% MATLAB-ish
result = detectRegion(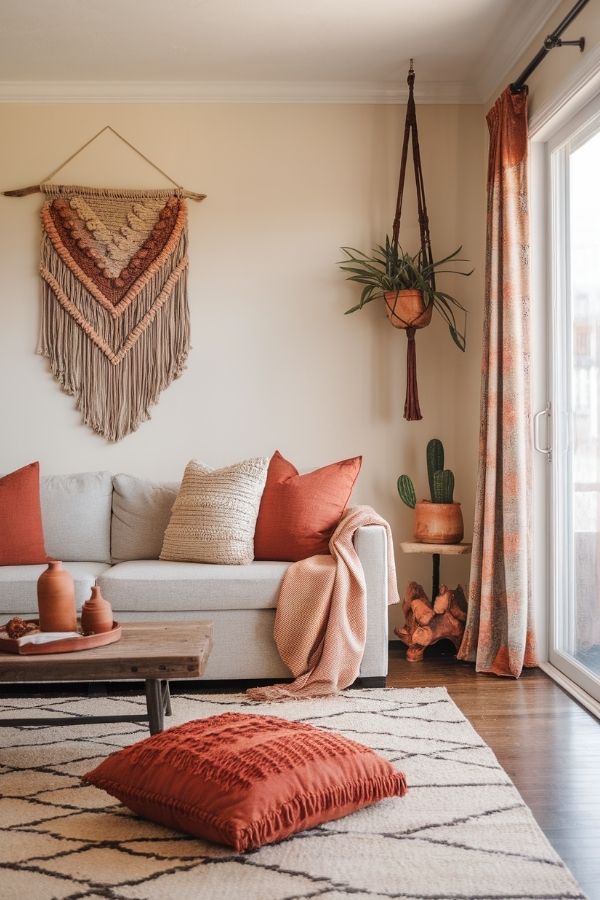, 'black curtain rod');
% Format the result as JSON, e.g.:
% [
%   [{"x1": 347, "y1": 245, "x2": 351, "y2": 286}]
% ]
[{"x1": 510, "y1": 0, "x2": 589, "y2": 94}]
